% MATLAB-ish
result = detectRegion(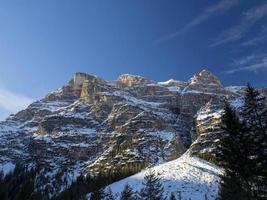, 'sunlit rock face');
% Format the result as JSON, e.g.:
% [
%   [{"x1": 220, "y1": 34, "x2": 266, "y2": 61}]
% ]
[
  {"x1": 0, "y1": 69, "x2": 265, "y2": 197},
  {"x1": 185, "y1": 70, "x2": 224, "y2": 93},
  {"x1": 116, "y1": 74, "x2": 155, "y2": 87},
  {"x1": 189, "y1": 100, "x2": 225, "y2": 157}
]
